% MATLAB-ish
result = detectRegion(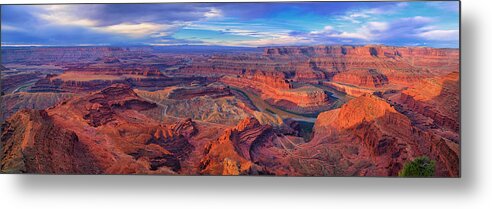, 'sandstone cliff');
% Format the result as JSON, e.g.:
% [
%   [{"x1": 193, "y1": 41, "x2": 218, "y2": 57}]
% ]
[
  {"x1": 309, "y1": 94, "x2": 459, "y2": 176},
  {"x1": 1, "y1": 110, "x2": 101, "y2": 173}
]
